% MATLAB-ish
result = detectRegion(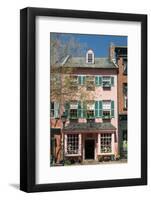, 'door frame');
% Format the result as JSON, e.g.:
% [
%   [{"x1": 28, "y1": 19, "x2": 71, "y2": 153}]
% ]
[{"x1": 83, "y1": 137, "x2": 96, "y2": 160}]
